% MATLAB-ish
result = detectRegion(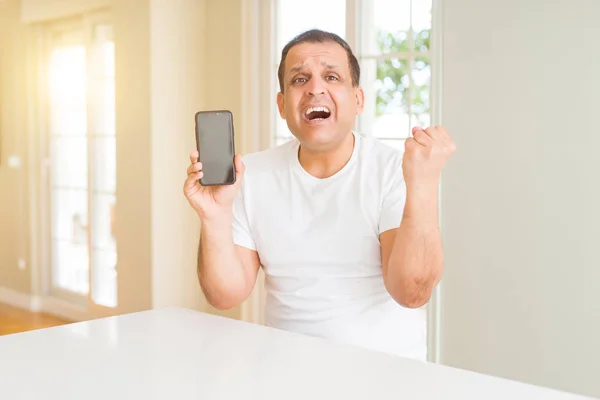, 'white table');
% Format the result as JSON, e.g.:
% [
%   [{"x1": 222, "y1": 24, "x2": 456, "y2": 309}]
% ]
[{"x1": 0, "y1": 307, "x2": 592, "y2": 399}]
